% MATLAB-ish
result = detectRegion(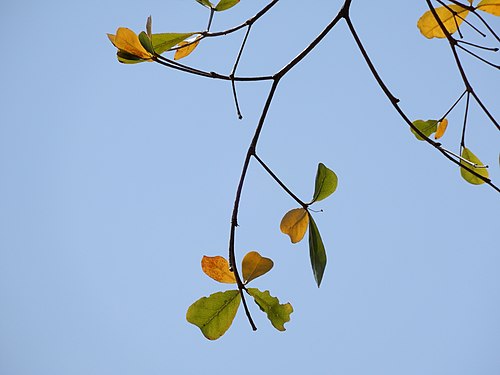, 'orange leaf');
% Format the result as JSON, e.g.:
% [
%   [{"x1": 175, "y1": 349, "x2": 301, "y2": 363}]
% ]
[
  {"x1": 201, "y1": 256, "x2": 236, "y2": 284},
  {"x1": 280, "y1": 208, "x2": 309, "y2": 244},
  {"x1": 113, "y1": 27, "x2": 152, "y2": 59},
  {"x1": 174, "y1": 39, "x2": 201, "y2": 60},
  {"x1": 435, "y1": 118, "x2": 449, "y2": 139}
]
